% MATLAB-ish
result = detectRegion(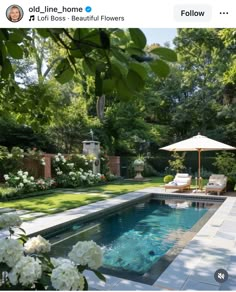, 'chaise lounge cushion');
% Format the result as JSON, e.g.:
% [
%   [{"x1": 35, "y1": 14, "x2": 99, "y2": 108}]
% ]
[
  {"x1": 165, "y1": 173, "x2": 192, "y2": 190},
  {"x1": 205, "y1": 174, "x2": 227, "y2": 195}
]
